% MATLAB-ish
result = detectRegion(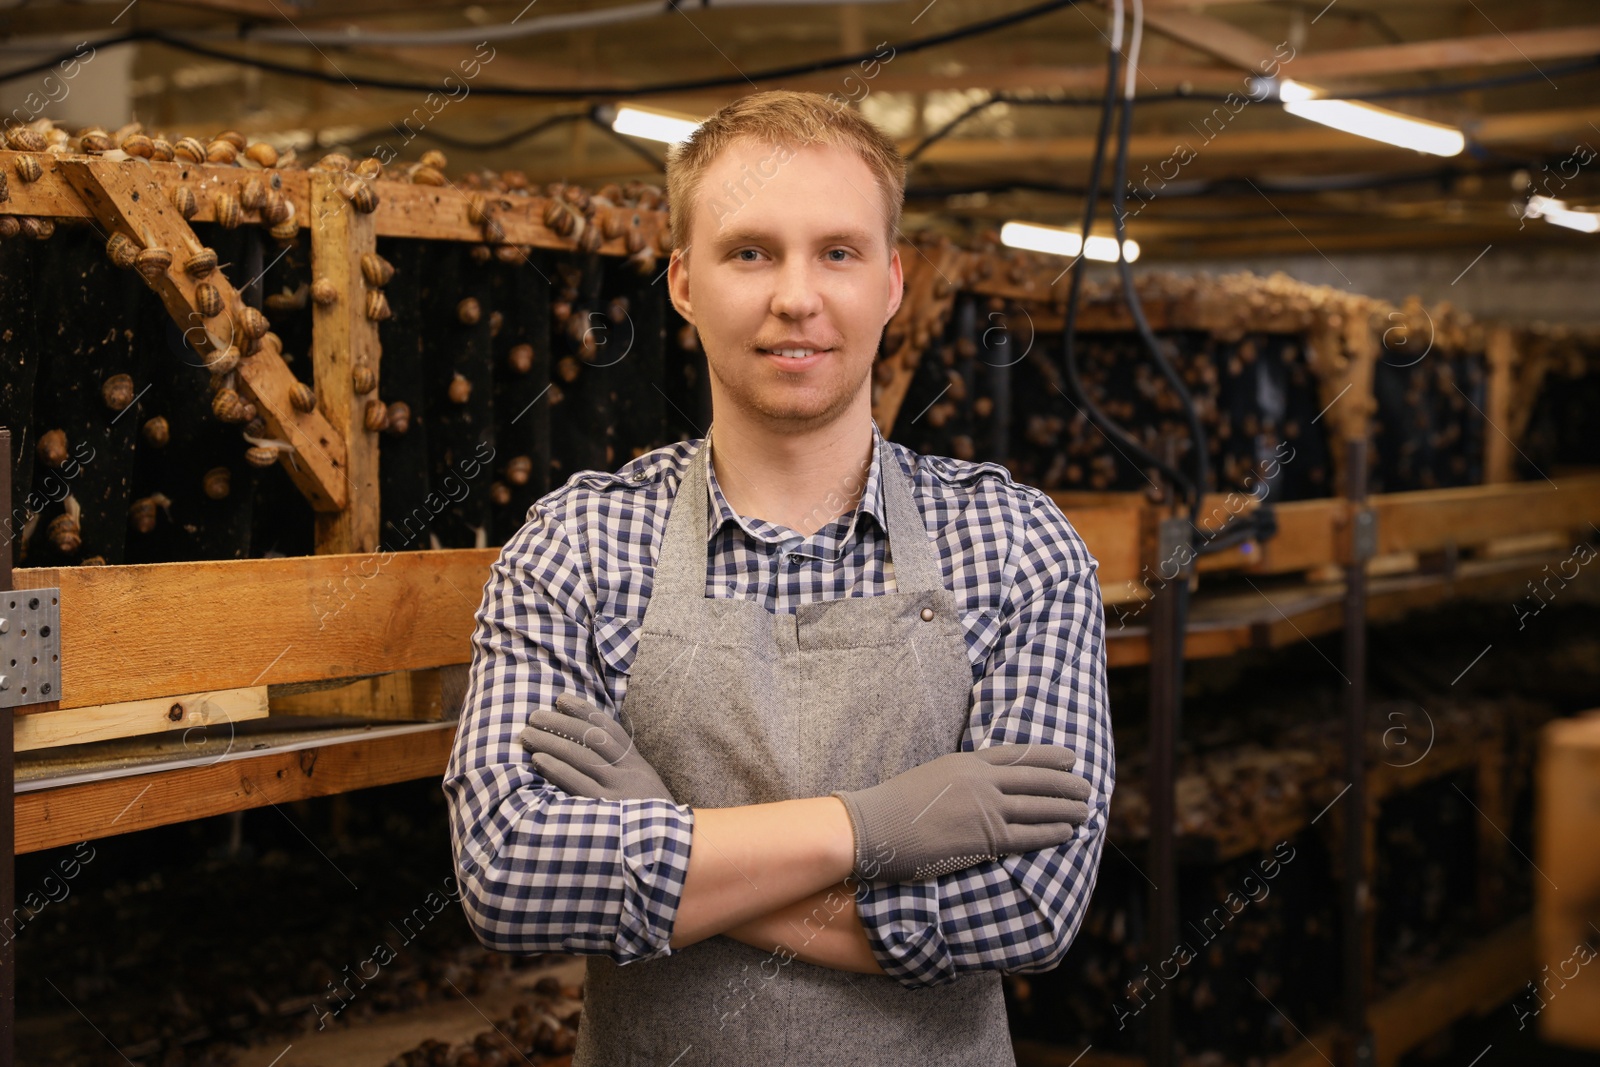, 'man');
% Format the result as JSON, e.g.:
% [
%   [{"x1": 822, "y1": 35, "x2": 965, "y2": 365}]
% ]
[{"x1": 444, "y1": 89, "x2": 1114, "y2": 1065}]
